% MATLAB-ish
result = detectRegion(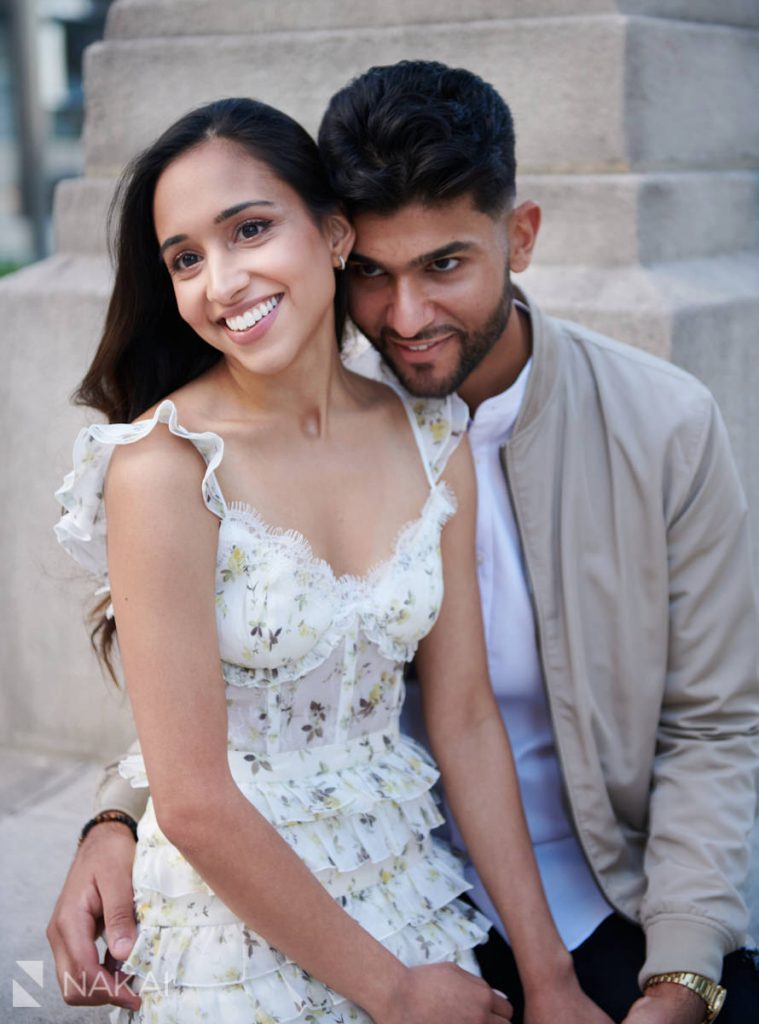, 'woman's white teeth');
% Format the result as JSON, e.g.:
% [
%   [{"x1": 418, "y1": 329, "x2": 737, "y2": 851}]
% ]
[{"x1": 225, "y1": 296, "x2": 279, "y2": 332}]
